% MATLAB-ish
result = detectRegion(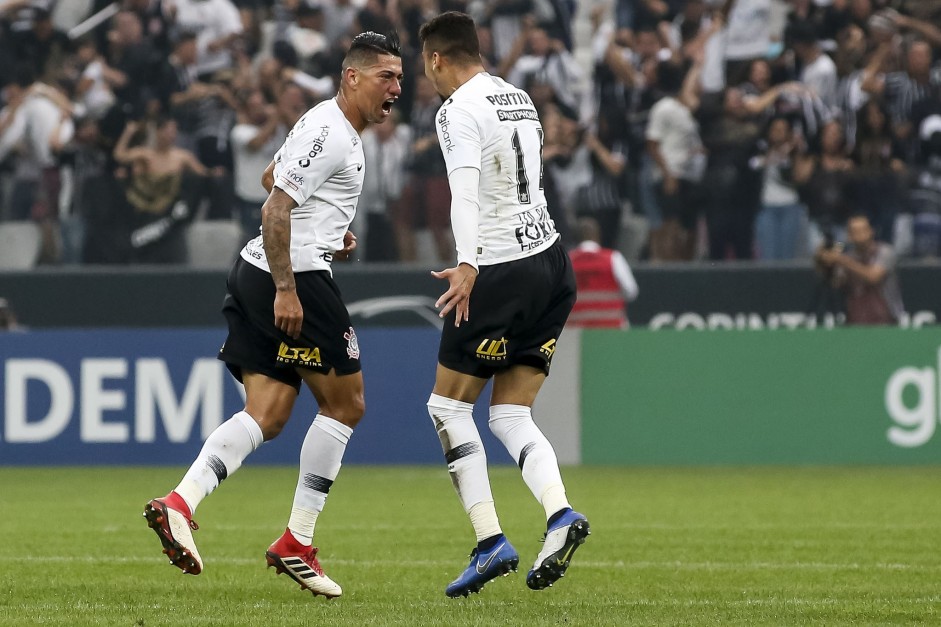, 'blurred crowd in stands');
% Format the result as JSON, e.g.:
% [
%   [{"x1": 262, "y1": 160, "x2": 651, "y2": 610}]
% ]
[{"x1": 0, "y1": 0, "x2": 940, "y2": 267}]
